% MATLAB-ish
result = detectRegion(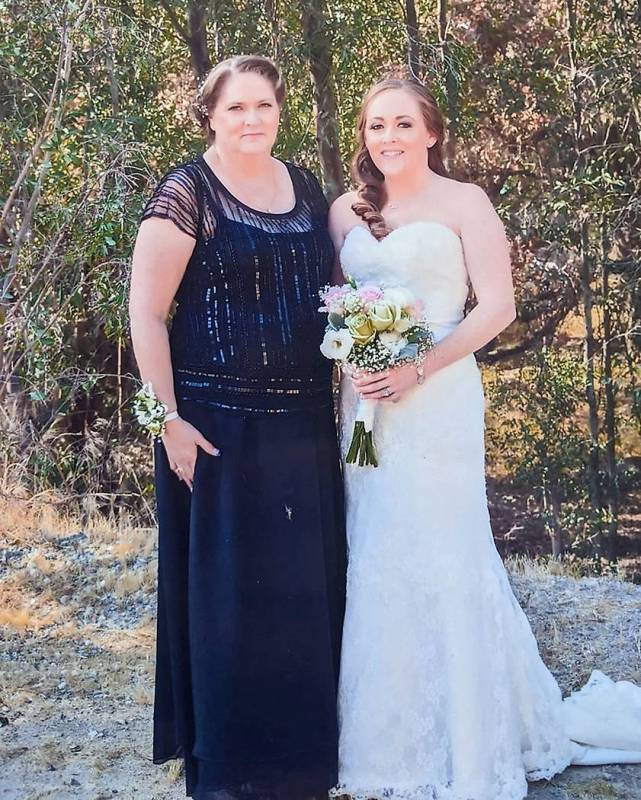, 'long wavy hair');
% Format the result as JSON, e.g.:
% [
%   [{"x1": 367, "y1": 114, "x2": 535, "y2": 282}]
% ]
[
  {"x1": 352, "y1": 77, "x2": 448, "y2": 240},
  {"x1": 191, "y1": 55, "x2": 286, "y2": 146}
]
